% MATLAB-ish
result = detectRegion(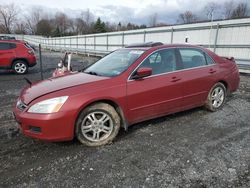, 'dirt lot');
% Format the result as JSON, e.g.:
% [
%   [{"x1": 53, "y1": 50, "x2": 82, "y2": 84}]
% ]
[{"x1": 0, "y1": 51, "x2": 250, "y2": 188}]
